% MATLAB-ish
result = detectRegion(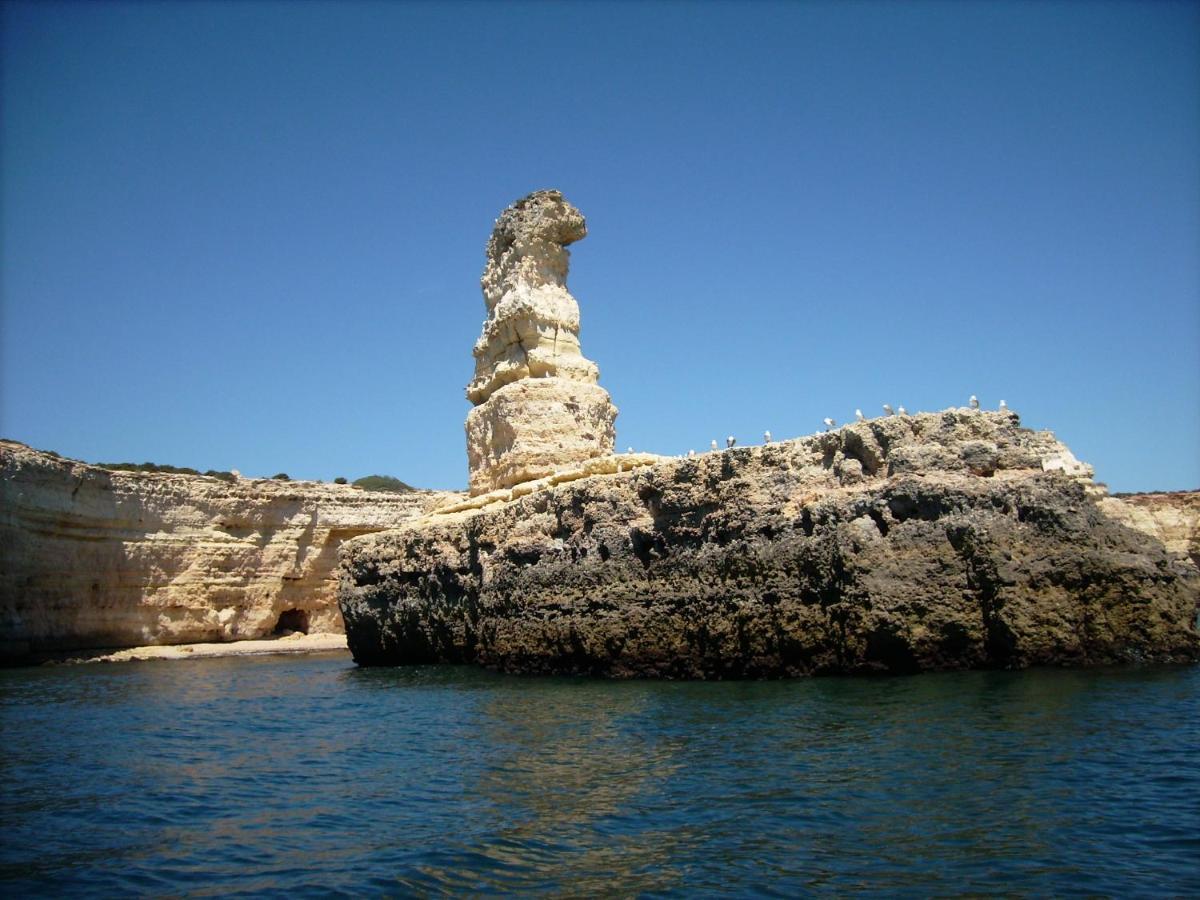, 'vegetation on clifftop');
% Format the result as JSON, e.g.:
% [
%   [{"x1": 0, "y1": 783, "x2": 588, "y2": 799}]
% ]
[
  {"x1": 352, "y1": 475, "x2": 414, "y2": 493},
  {"x1": 85, "y1": 456, "x2": 412, "y2": 490},
  {"x1": 95, "y1": 461, "x2": 239, "y2": 482}
]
